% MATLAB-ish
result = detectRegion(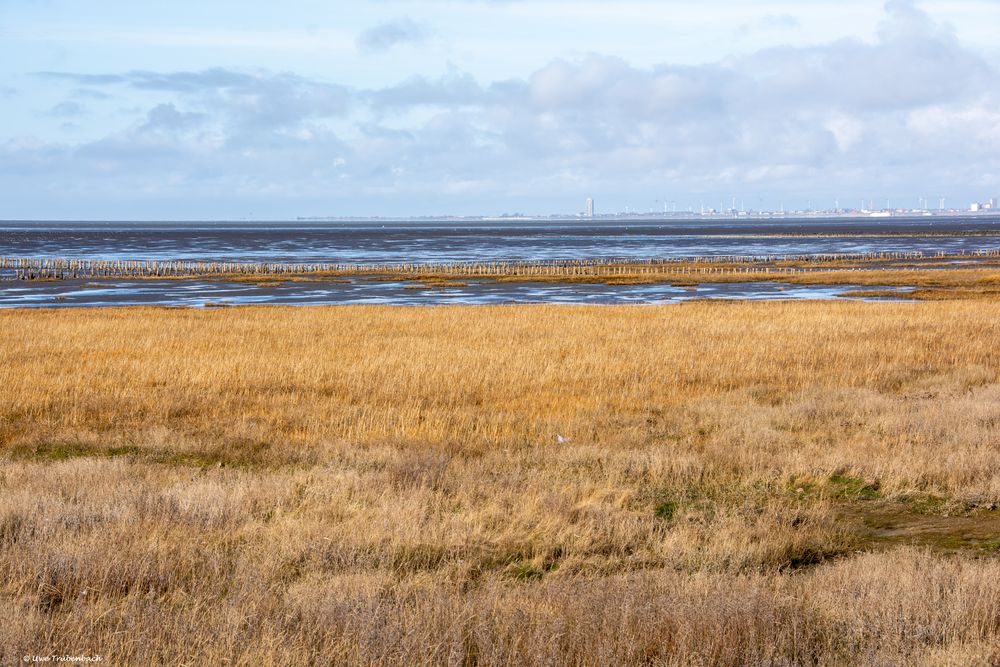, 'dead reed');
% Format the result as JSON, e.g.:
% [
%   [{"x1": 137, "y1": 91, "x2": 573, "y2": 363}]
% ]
[{"x1": 2, "y1": 302, "x2": 1000, "y2": 664}]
